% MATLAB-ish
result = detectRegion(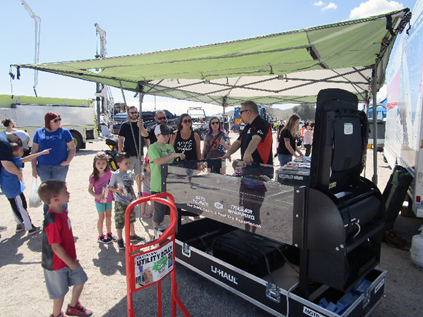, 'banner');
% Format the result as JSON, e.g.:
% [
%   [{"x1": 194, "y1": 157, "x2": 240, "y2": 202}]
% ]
[{"x1": 134, "y1": 240, "x2": 174, "y2": 289}]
